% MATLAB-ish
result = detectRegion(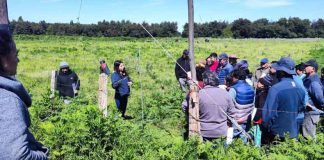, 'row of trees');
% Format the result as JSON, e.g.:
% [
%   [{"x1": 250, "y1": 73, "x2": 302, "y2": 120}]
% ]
[
  {"x1": 9, "y1": 16, "x2": 324, "y2": 38},
  {"x1": 10, "y1": 17, "x2": 179, "y2": 37}
]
